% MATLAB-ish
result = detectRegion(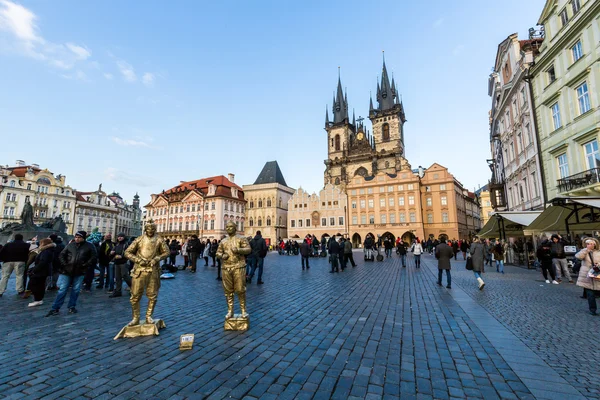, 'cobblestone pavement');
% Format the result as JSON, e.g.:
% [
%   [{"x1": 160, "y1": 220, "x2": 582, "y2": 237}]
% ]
[{"x1": 0, "y1": 250, "x2": 594, "y2": 399}]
